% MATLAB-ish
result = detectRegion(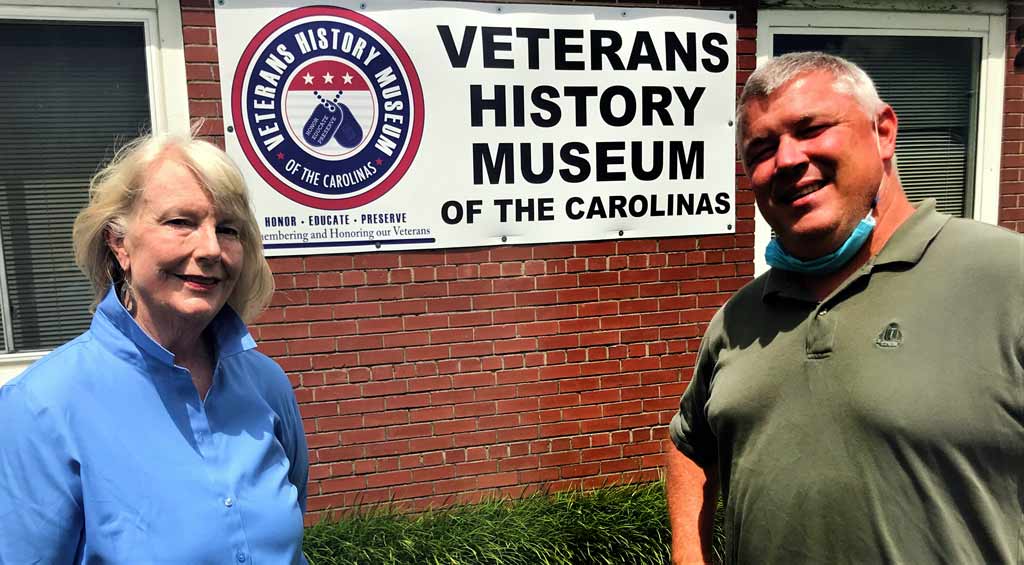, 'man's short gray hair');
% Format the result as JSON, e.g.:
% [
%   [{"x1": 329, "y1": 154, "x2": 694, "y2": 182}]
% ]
[{"x1": 736, "y1": 51, "x2": 886, "y2": 144}]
